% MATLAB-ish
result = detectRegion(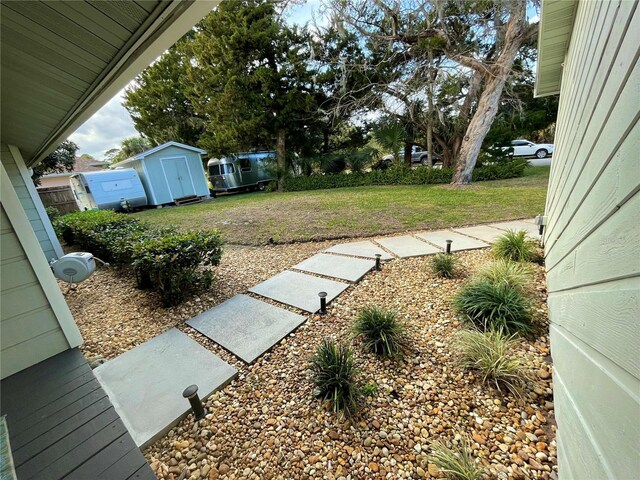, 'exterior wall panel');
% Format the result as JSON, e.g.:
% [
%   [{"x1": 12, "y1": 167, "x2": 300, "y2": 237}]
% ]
[
  {"x1": 0, "y1": 206, "x2": 70, "y2": 379},
  {"x1": 542, "y1": 0, "x2": 640, "y2": 478},
  {"x1": 0, "y1": 143, "x2": 62, "y2": 260}
]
